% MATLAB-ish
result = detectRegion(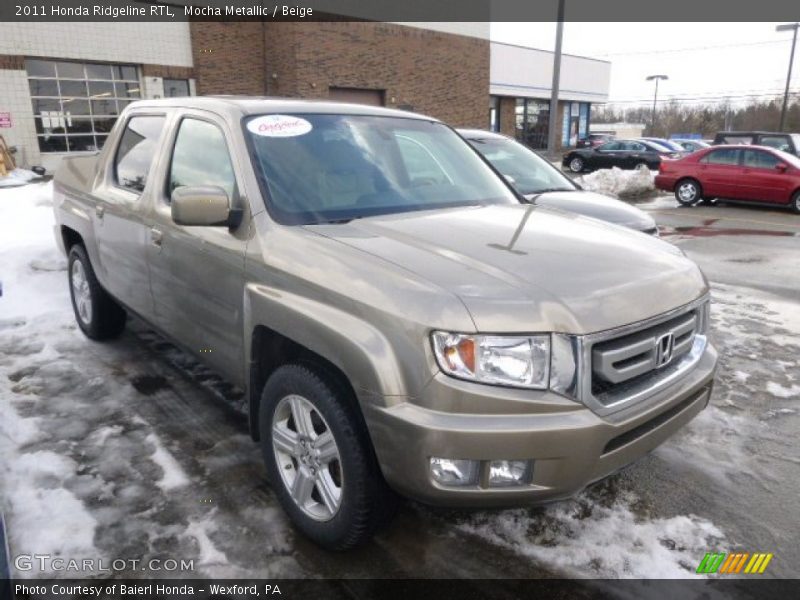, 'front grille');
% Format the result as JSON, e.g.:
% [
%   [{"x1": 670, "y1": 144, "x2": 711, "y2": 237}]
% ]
[{"x1": 587, "y1": 305, "x2": 701, "y2": 407}]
